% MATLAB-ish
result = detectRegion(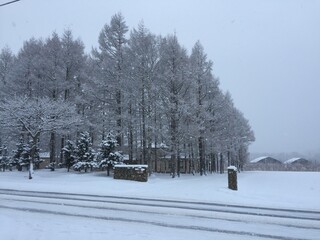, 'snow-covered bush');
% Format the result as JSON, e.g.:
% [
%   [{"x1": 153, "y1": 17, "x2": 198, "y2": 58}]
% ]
[{"x1": 72, "y1": 161, "x2": 98, "y2": 172}]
